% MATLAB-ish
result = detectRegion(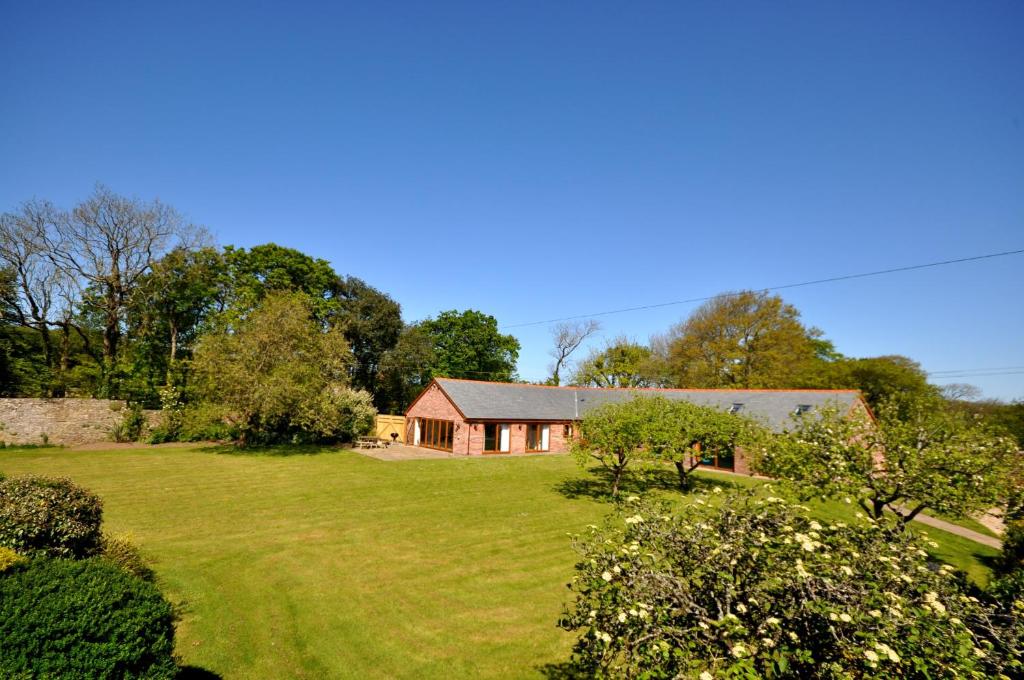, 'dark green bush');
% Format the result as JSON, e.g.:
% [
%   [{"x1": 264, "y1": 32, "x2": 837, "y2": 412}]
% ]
[
  {"x1": 0, "y1": 475, "x2": 103, "y2": 558},
  {"x1": 149, "y1": 402, "x2": 236, "y2": 443},
  {"x1": 0, "y1": 558, "x2": 176, "y2": 678},
  {"x1": 101, "y1": 533, "x2": 156, "y2": 582},
  {"x1": 112, "y1": 402, "x2": 147, "y2": 442}
]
